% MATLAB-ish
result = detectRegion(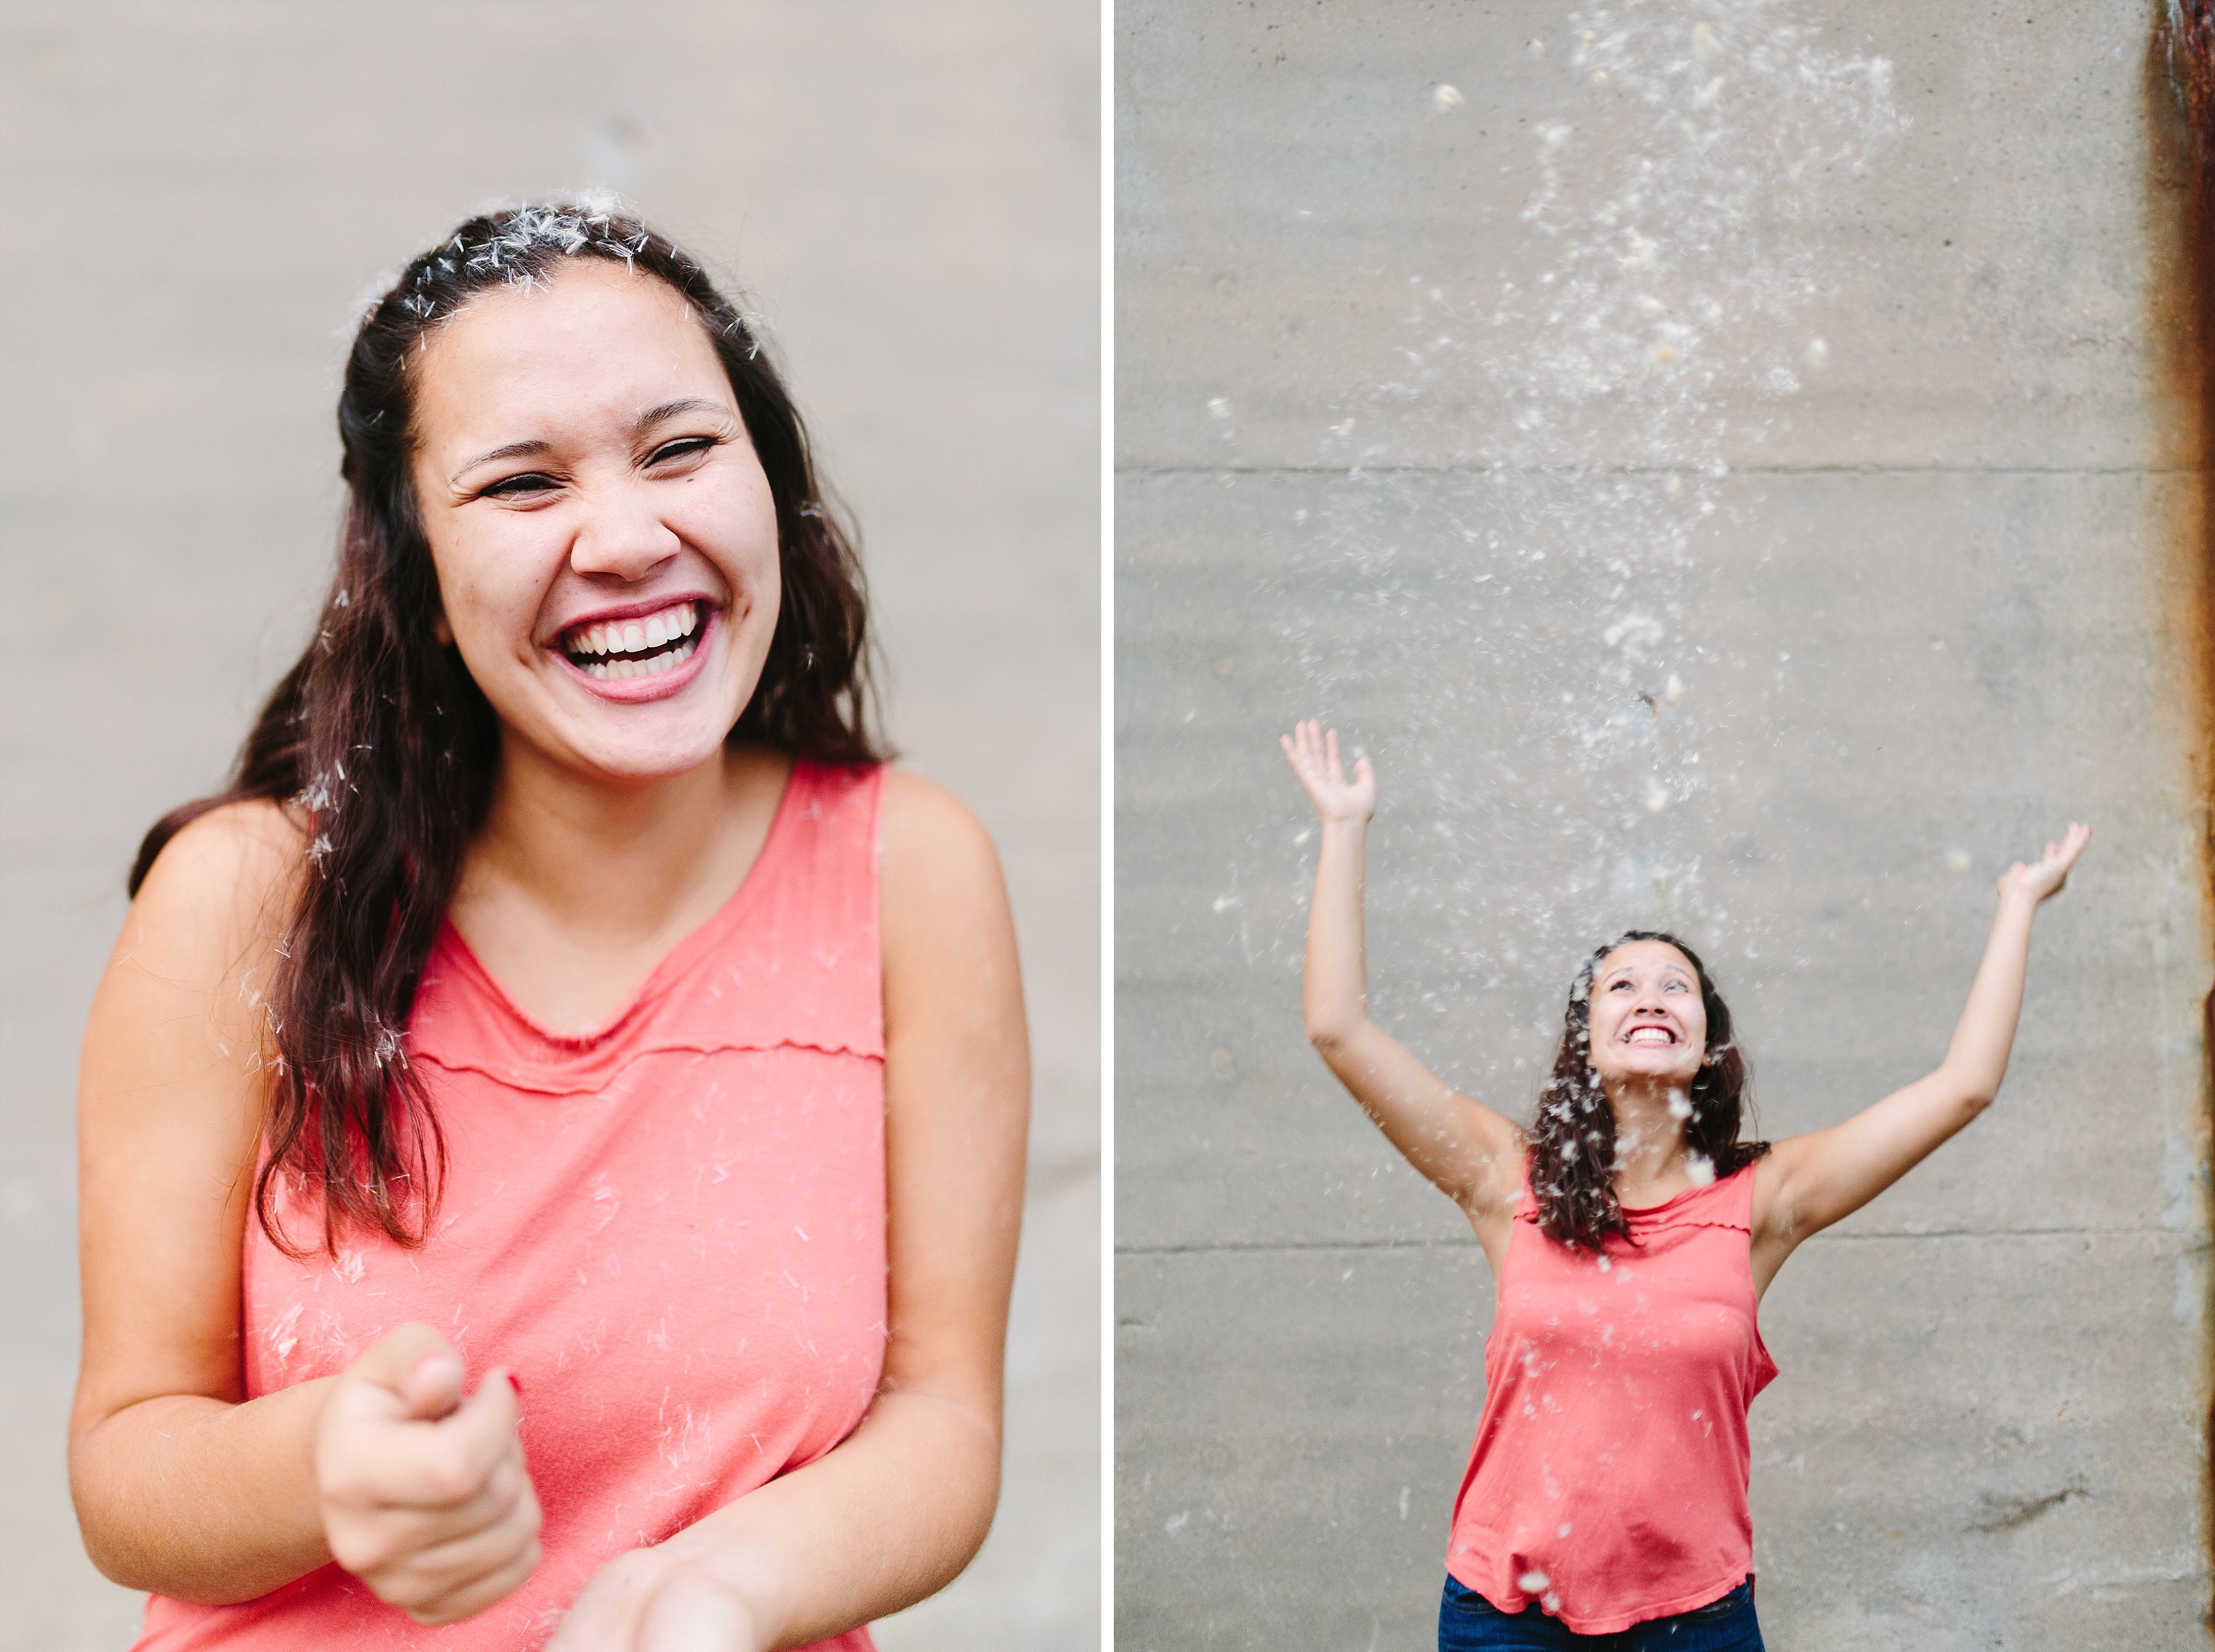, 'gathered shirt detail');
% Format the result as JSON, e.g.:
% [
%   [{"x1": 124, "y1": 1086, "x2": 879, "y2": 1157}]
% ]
[
  {"x1": 1445, "y1": 1161, "x2": 1777, "y2": 1636},
  {"x1": 136, "y1": 759, "x2": 888, "y2": 1651}
]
